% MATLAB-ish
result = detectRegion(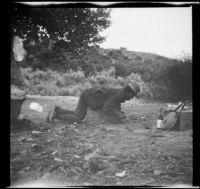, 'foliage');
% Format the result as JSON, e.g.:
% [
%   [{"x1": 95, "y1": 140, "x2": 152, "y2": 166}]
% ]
[
  {"x1": 163, "y1": 59, "x2": 192, "y2": 101},
  {"x1": 22, "y1": 47, "x2": 112, "y2": 76},
  {"x1": 78, "y1": 47, "x2": 112, "y2": 76},
  {"x1": 20, "y1": 67, "x2": 153, "y2": 99},
  {"x1": 11, "y1": 7, "x2": 111, "y2": 55},
  {"x1": 21, "y1": 67, "x2": 90, "y2": 96},
  {"x1": 88, "y1": 67, "x2": 119, "y2": 87},
  {"x1": 14, "y1": 46, "x2": 192, "y2": 101}
]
